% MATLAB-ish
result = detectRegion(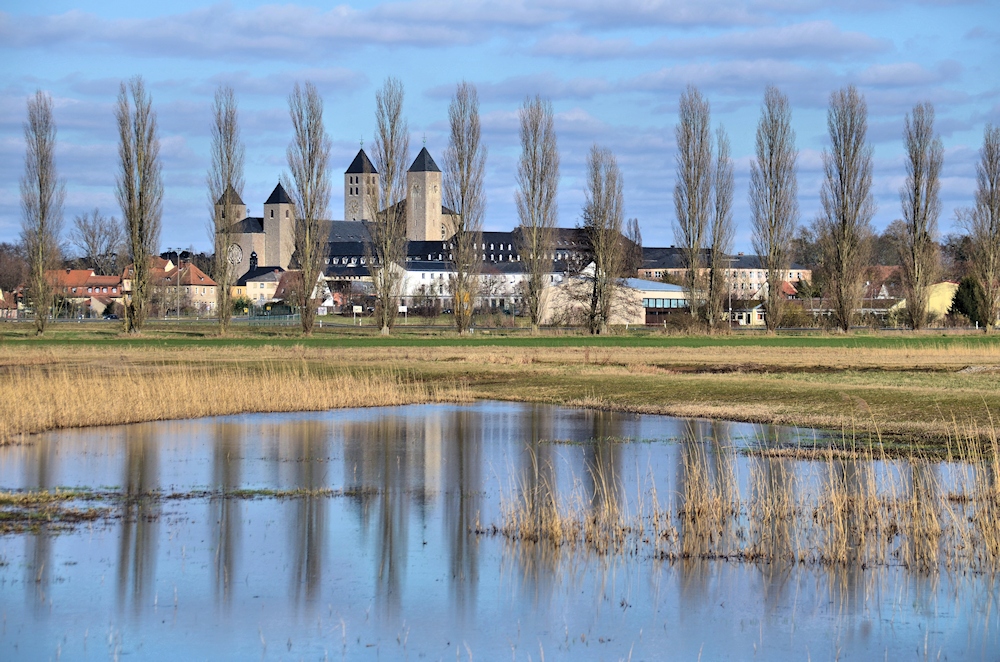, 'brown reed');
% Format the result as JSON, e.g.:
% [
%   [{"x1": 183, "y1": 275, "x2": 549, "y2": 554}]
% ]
[{"x1": 0, "y1": 361, "x2": 470, "y2": 443}]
